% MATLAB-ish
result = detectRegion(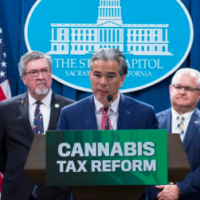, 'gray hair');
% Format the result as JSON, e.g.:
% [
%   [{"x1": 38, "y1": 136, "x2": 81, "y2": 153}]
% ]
[
  {"x1": 171, "y1": 68, "x2": 200, "y2": 88},
  {"x1": 89, "y1": 48, "x2": 127, "y2": 76},
  {"x1": 18, "y1": 51, "x2": 52, "y2": 75}
]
